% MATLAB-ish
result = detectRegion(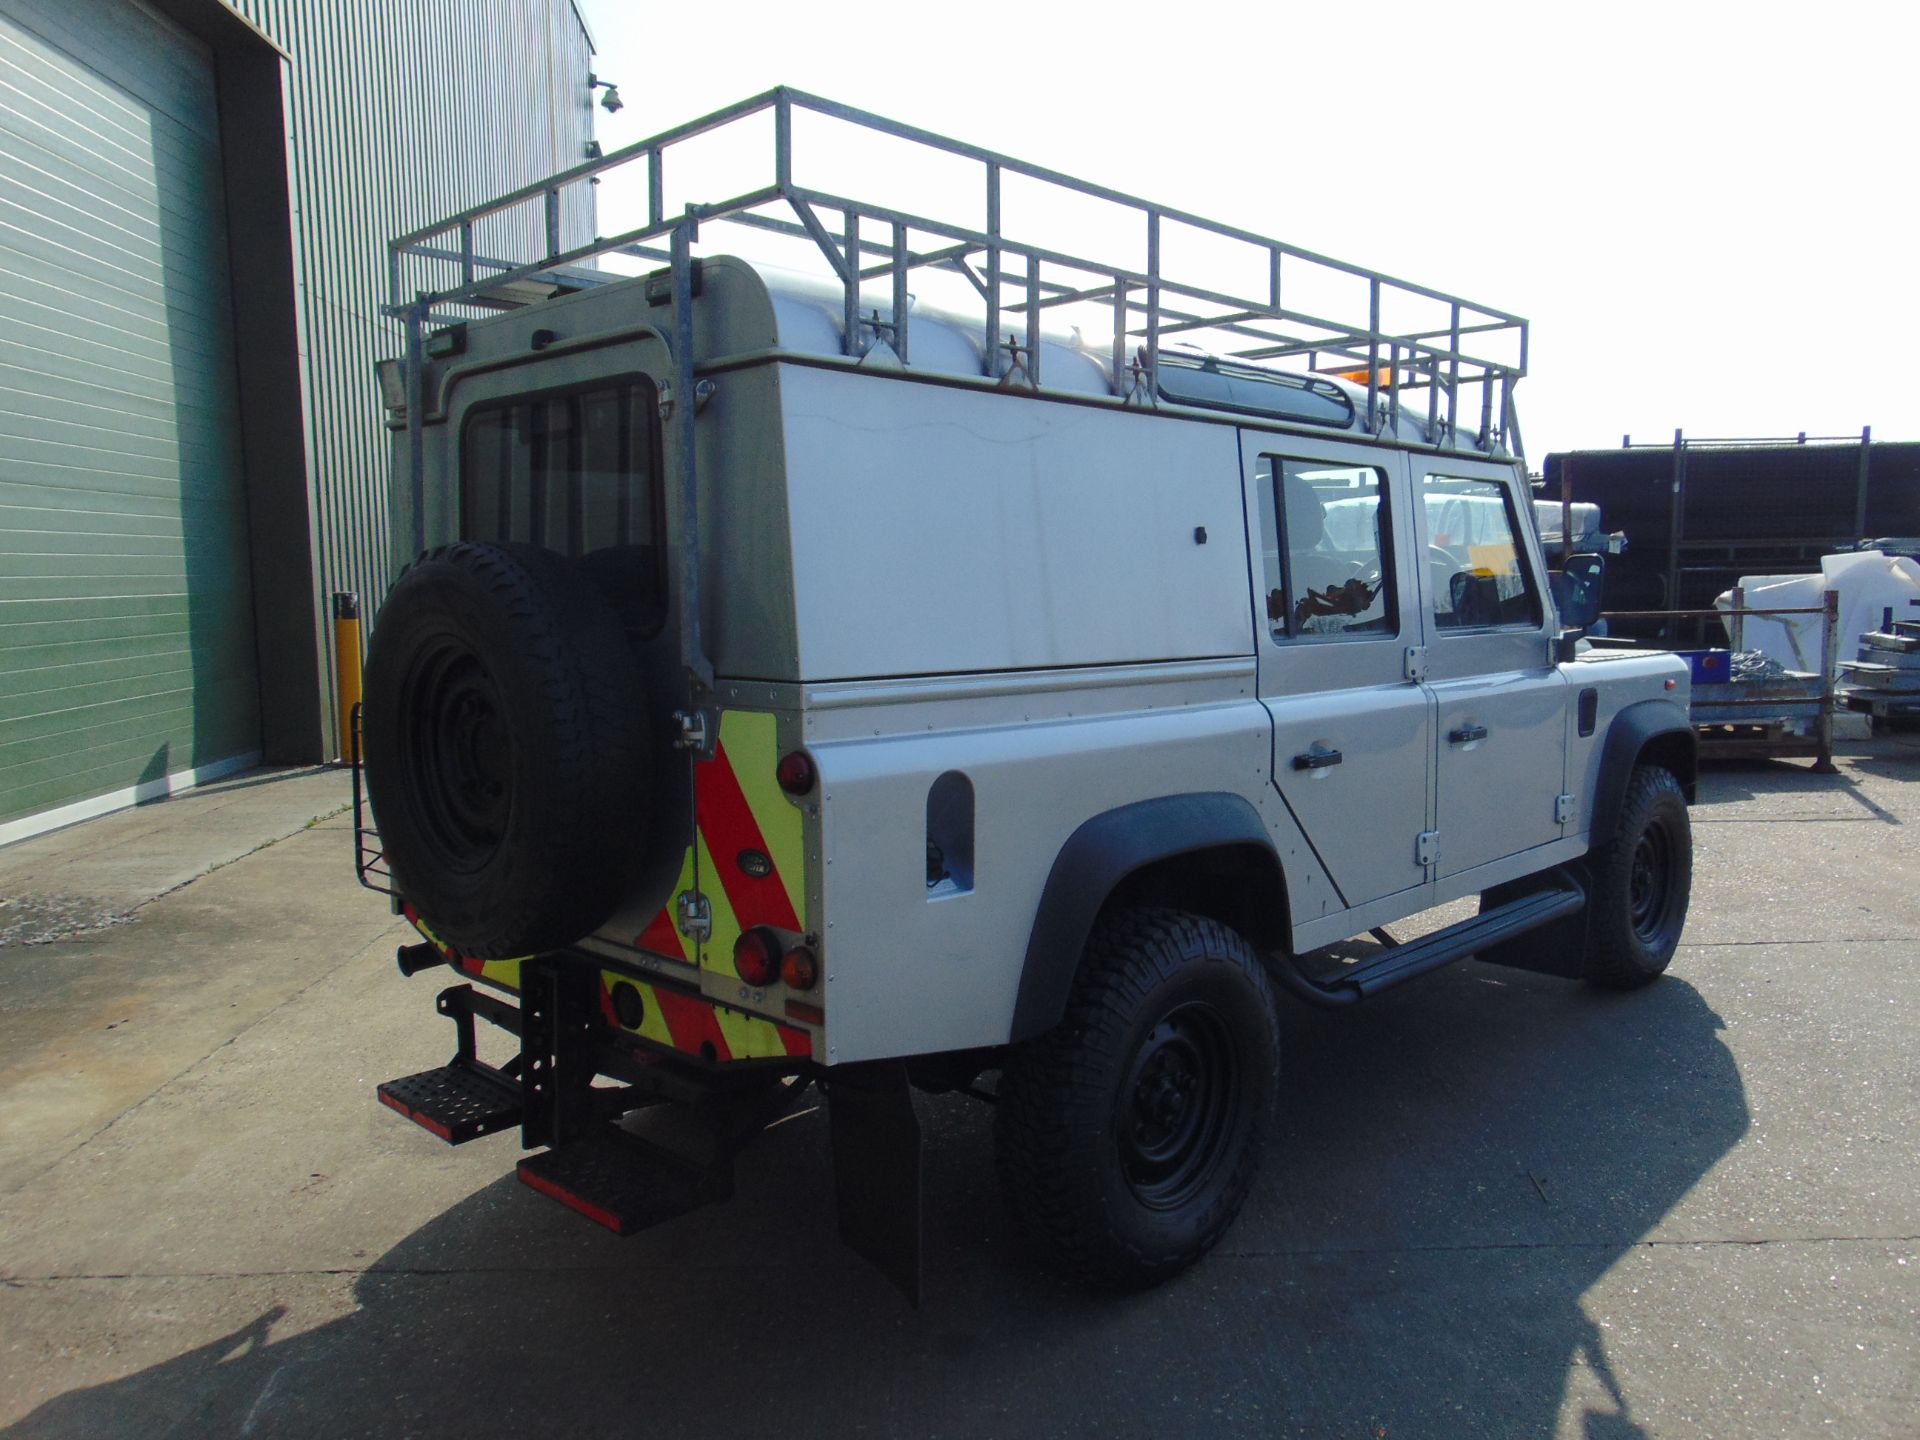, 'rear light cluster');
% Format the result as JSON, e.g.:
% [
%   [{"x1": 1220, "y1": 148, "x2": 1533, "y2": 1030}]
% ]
[
  {"x1": 776, "y1": 749, "x2": 816, "y2": 796},
  {"x1": 732, "y1": 927, "x2": 819, "y2": 992}
]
